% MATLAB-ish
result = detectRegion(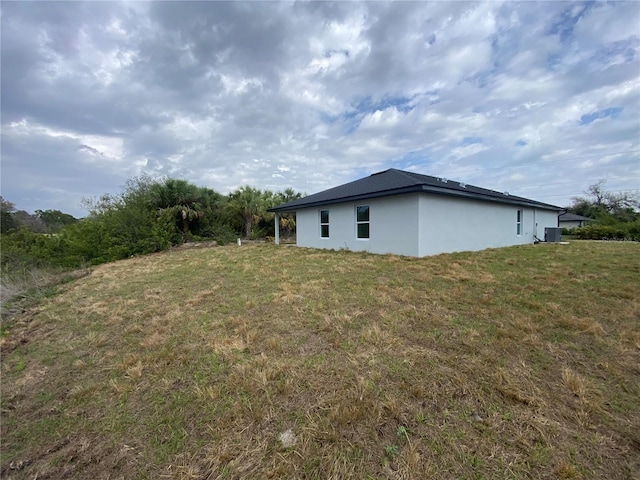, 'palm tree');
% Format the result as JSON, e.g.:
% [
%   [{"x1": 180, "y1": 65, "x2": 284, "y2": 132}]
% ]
[
  {"x1": 149, "y1": 179, "x2": 205, "y2": 237},
  {"x1": 227, "y1": 186, "x2": 268, "y2": 238},
  {"x1": 275, "y1": 188, "x2": 303, "y2": 237}
]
